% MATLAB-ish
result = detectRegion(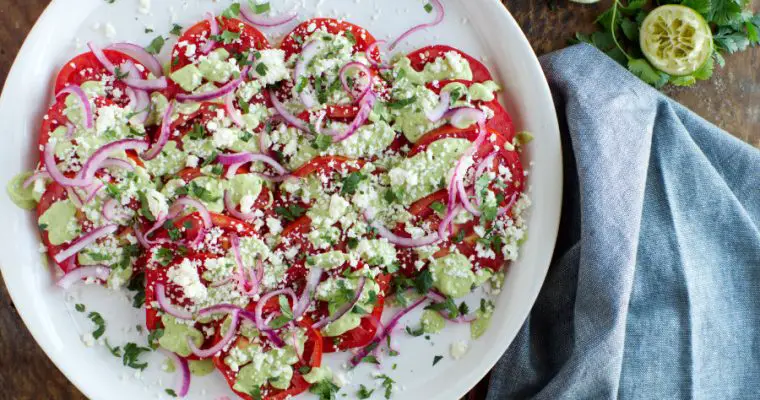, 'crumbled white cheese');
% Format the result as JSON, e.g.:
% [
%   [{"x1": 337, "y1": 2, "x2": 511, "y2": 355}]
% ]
[{"x1": 450, "y1": 340, "x2": 469, "y2": 360}]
